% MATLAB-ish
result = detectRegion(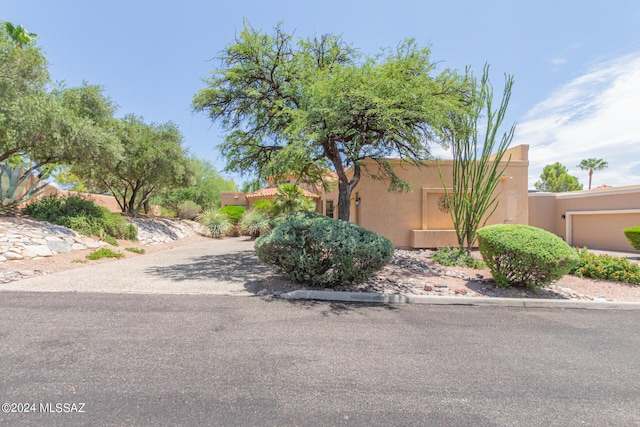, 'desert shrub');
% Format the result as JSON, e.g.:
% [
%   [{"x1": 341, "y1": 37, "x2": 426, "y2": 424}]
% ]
[
  {"x1": 86, "y1": 248, "x2": 124, "y2": 260},
  {"x1": 159, "y1": 206, "x2": 177, "y2": 218},
  {"x1": 23, "y1": 195, "x2": 102, "y2": 222},
  {"x1": 176, "y1": 200, "x2": 201, "y2": 220},
  {"x1": 570, "y1": 247, "x2": 640, "y2": 284},
  {"x1": 22, "y1": 195, "x2": 137, "y2": 242},
  {"x1": 255, "y1": 214, "x2": 394, "y2": 287},
  {"x1": 218, "y1": 205, "x2": 246, "y2": 225},
  {"x1": 269, "y1": 210, "x2": 321, "y2": 229},
  {"x1": 65, "y1": 215, "x2": 102, "y2": 237},
  {"x1": 239, "y1": 209, "x2": 271, "y2": 238},
  {"x1": 431, "y1": 247, "x2": 484, "y2": 269},
  {"x1": 477, "y1": 224, "x2": 579, "y2": 290},
  {"x1": 198, "y1": 209, "x2": 233, "y2": 238},
  {"x1": 253, "y1": 199, "x2": 274, "y2": 215},
  {"x1": 624, "y1": 226, "x2": 640, "y2": 251},
  {"x1": 125, "y1": 247, "x2": 145, "y2": 254}
]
